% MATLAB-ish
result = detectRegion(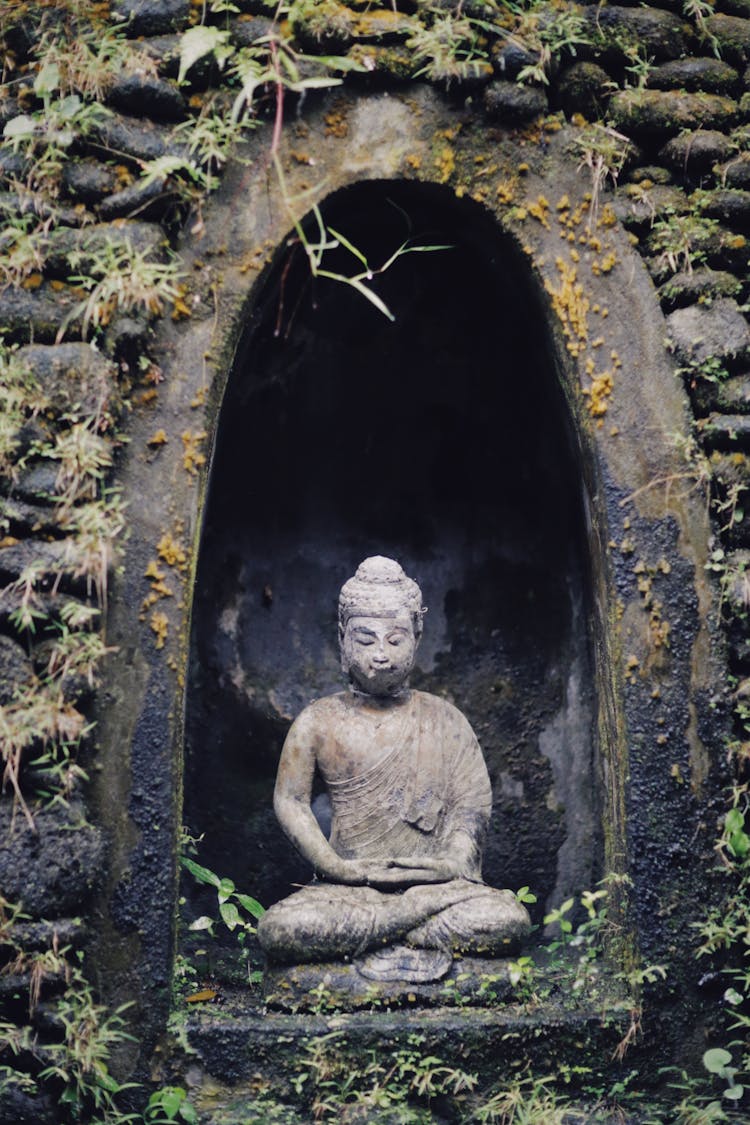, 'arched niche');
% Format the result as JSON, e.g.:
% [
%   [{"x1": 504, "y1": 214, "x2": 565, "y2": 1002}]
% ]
[
  {"x1": 183, "y1": 180, "x2": 599, "y2": 932},
  {"x1": 90, "y1": 85, "x2": 726, "y2": 1075}
]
